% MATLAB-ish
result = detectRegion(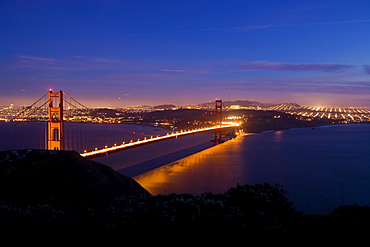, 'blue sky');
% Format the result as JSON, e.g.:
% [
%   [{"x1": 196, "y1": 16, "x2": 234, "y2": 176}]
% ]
[{"x1": 1, "y1": 0, "x2": 369, "y2": 107}]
